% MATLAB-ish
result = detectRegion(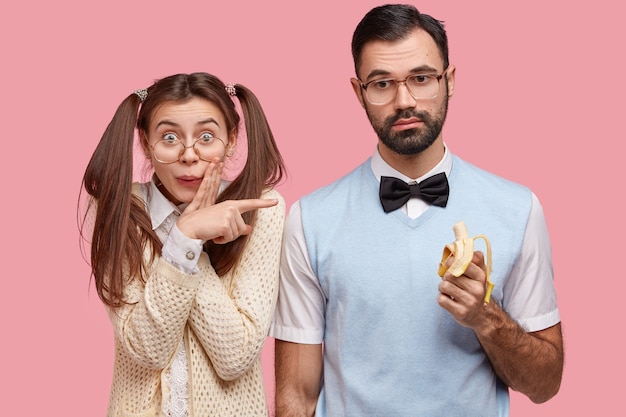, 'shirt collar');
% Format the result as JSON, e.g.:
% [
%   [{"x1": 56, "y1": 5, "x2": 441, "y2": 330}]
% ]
[
  {"x1": 370, "y1": 143, "x2": 452, "y2": 183},
  {"x1": 146, "y1": 179, "x2": 185, "y2": 231}
]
